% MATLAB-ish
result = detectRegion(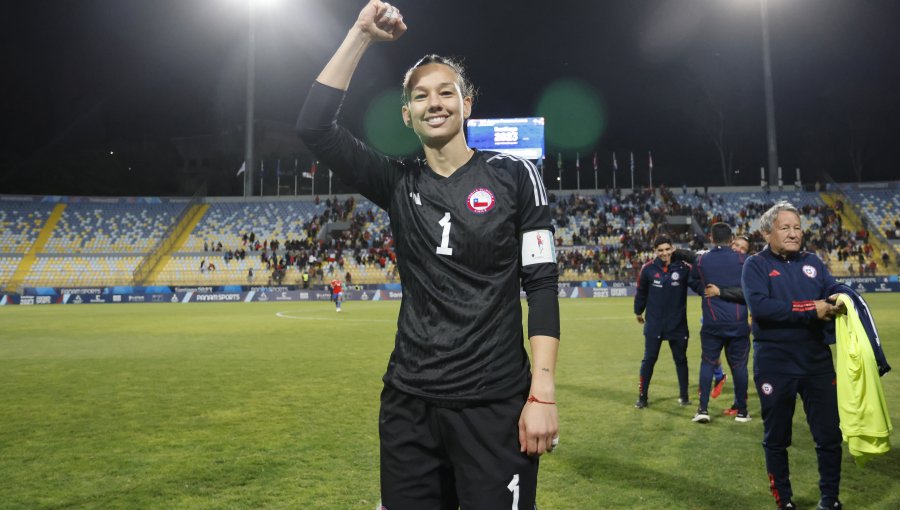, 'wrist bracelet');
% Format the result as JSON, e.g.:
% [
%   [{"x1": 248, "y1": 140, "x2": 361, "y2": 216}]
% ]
[{"x1": 527, "y1": 395, "x2": 556, "y2": 405}]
